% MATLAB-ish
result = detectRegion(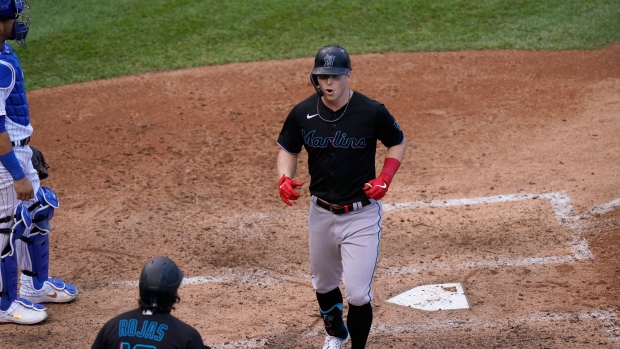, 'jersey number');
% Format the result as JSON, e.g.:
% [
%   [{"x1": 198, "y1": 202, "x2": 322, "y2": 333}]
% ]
[{"x1": 121, "y1": 343, "x2": 157, "y2": 349}]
